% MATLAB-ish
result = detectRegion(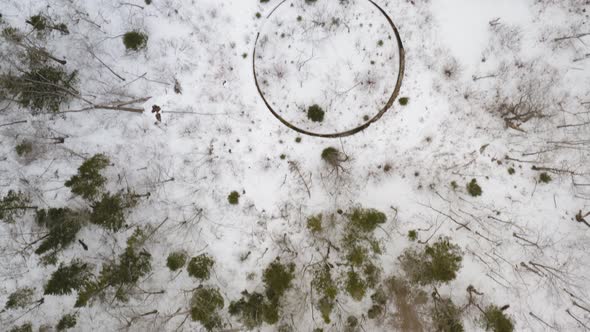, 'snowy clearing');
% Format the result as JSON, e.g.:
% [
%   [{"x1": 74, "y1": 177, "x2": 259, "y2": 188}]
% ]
[{"x1": 0, "y1": 0, "x2": 589, "y2": 331}]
